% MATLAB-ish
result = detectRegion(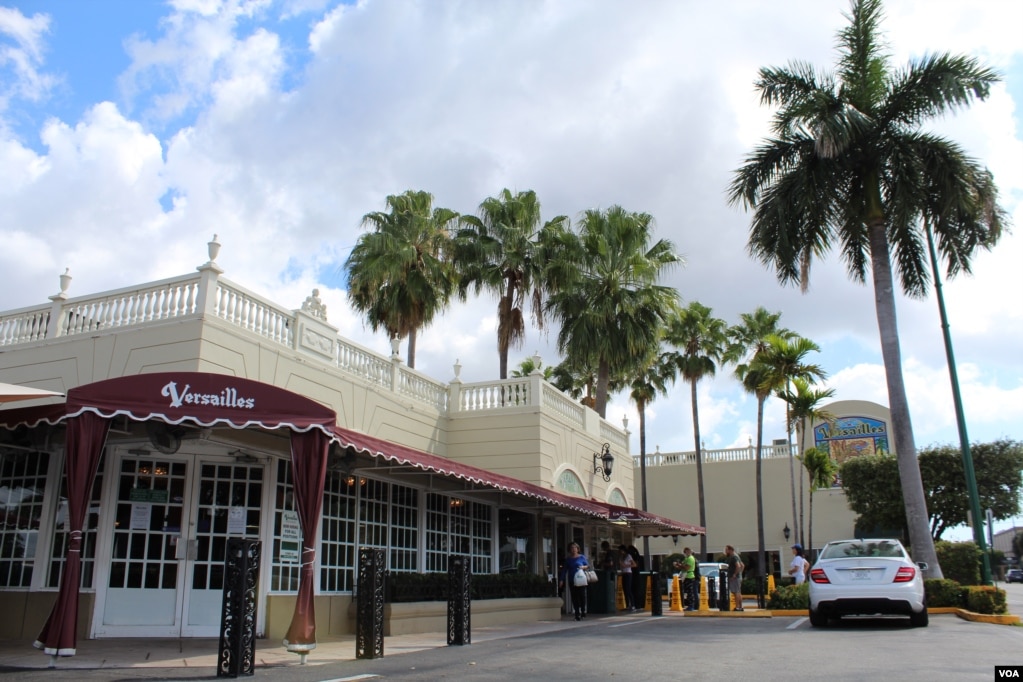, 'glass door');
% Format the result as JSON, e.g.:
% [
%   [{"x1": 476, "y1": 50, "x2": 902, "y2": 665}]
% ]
[{"x1": 96, "y1": 454, "x2": 264, "y2": 637}]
